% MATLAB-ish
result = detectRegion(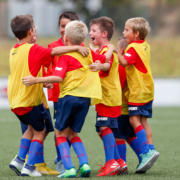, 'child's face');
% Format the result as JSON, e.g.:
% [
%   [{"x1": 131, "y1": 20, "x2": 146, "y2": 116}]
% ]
[
  {"x1": 123, "y1": 24, "x2": 136, "y2": 44},
  {"x1": 89, "y1": 24, "x2": 103, "y2": 46},
  {"x1": 59, "y1": 18, "x2": 71, "y2": 38}
]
